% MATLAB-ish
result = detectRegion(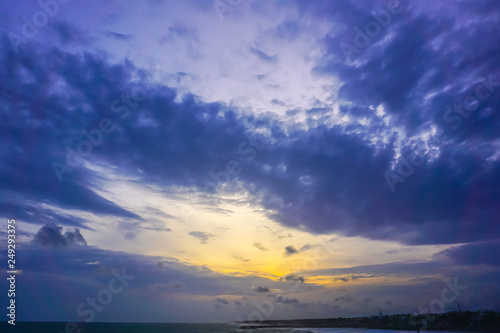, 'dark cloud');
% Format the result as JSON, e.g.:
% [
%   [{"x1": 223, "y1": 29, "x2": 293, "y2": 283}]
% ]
[
  {"x1": 333, "y1": 276, "x2": 350, "y2": 282},
  {"x1": 1, "y1": 8, "x2": 499, "y2": 249},
  {"x1": 249, "y1": 46, "x2": 278, "y2": 62},
  {"x1": 271, "y1": 99, "x2": 286, "y2": 106},
  {"x1": 215, "y1": 297, "x2": 229, "y2": 305},
  {"x1": 51, "y1": 21, "x2": 88, "y2": 46},
  {"x1": 437, "y1": 240, "x2": 500, "y2": 267},
  {"x1": 0, "y1": 237, "x2": 286, "y2": 322},
  {"x1": 0, "y1": 33, "x2": 144, "y2": 228},
  {"x1": 105, "y1": 31, "x2": 132, "y2": 41},
  {"x1": 253, "y1": 286, "x2": 270, "y2": 293},
  {"x1": 188, "y1": 231, "x2": 214, "y2": 244},
  {"x1": 283, "y1": 274, "x2": 305, "y2": 283},
  {"x1": 334, "y1": 296, "x2": 353, "y2": 303},
  {"x1": 0, "y1": 201, "x2": 93, "y2": 230},
  {"x1": 32, "y1": 224, "x2": 87, "y2": 247},
  {"x1": 267, "y1": 0, "x2": 500, "y2": 245},
  {"x1": 274, "y1": 295, "x2": 300, "y2": 305},
  {"x1": 283, "y1": 245, "x2": 298, "y2": 257},
  {"x1": 3, "y1": 0, "x2": 500, "y2": 323},
  {"x1": 306, "y1": 107, "x2": 330, "y2": 116}
]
